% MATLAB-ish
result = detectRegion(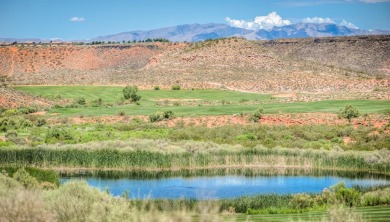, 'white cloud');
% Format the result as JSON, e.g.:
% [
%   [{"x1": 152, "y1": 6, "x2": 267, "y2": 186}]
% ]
[
  {"x1": 225, "y1": 12, "x2": 291, "y2": 31},
  {"x1": 302, "y1": 17, "x2": 335, "y2": 24},
  {"x1": 301, "y1": 17, "x2": 359, "y2": 29},
  {"x1": 226, "y1": 12, "x2": 361, "y2": 31},
  {"x1": 70, "y1": 17, "x2": 85, "y2": 22},
  {"x1": 340, "y1": 20, "x2": 359, "y2": 29}
]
